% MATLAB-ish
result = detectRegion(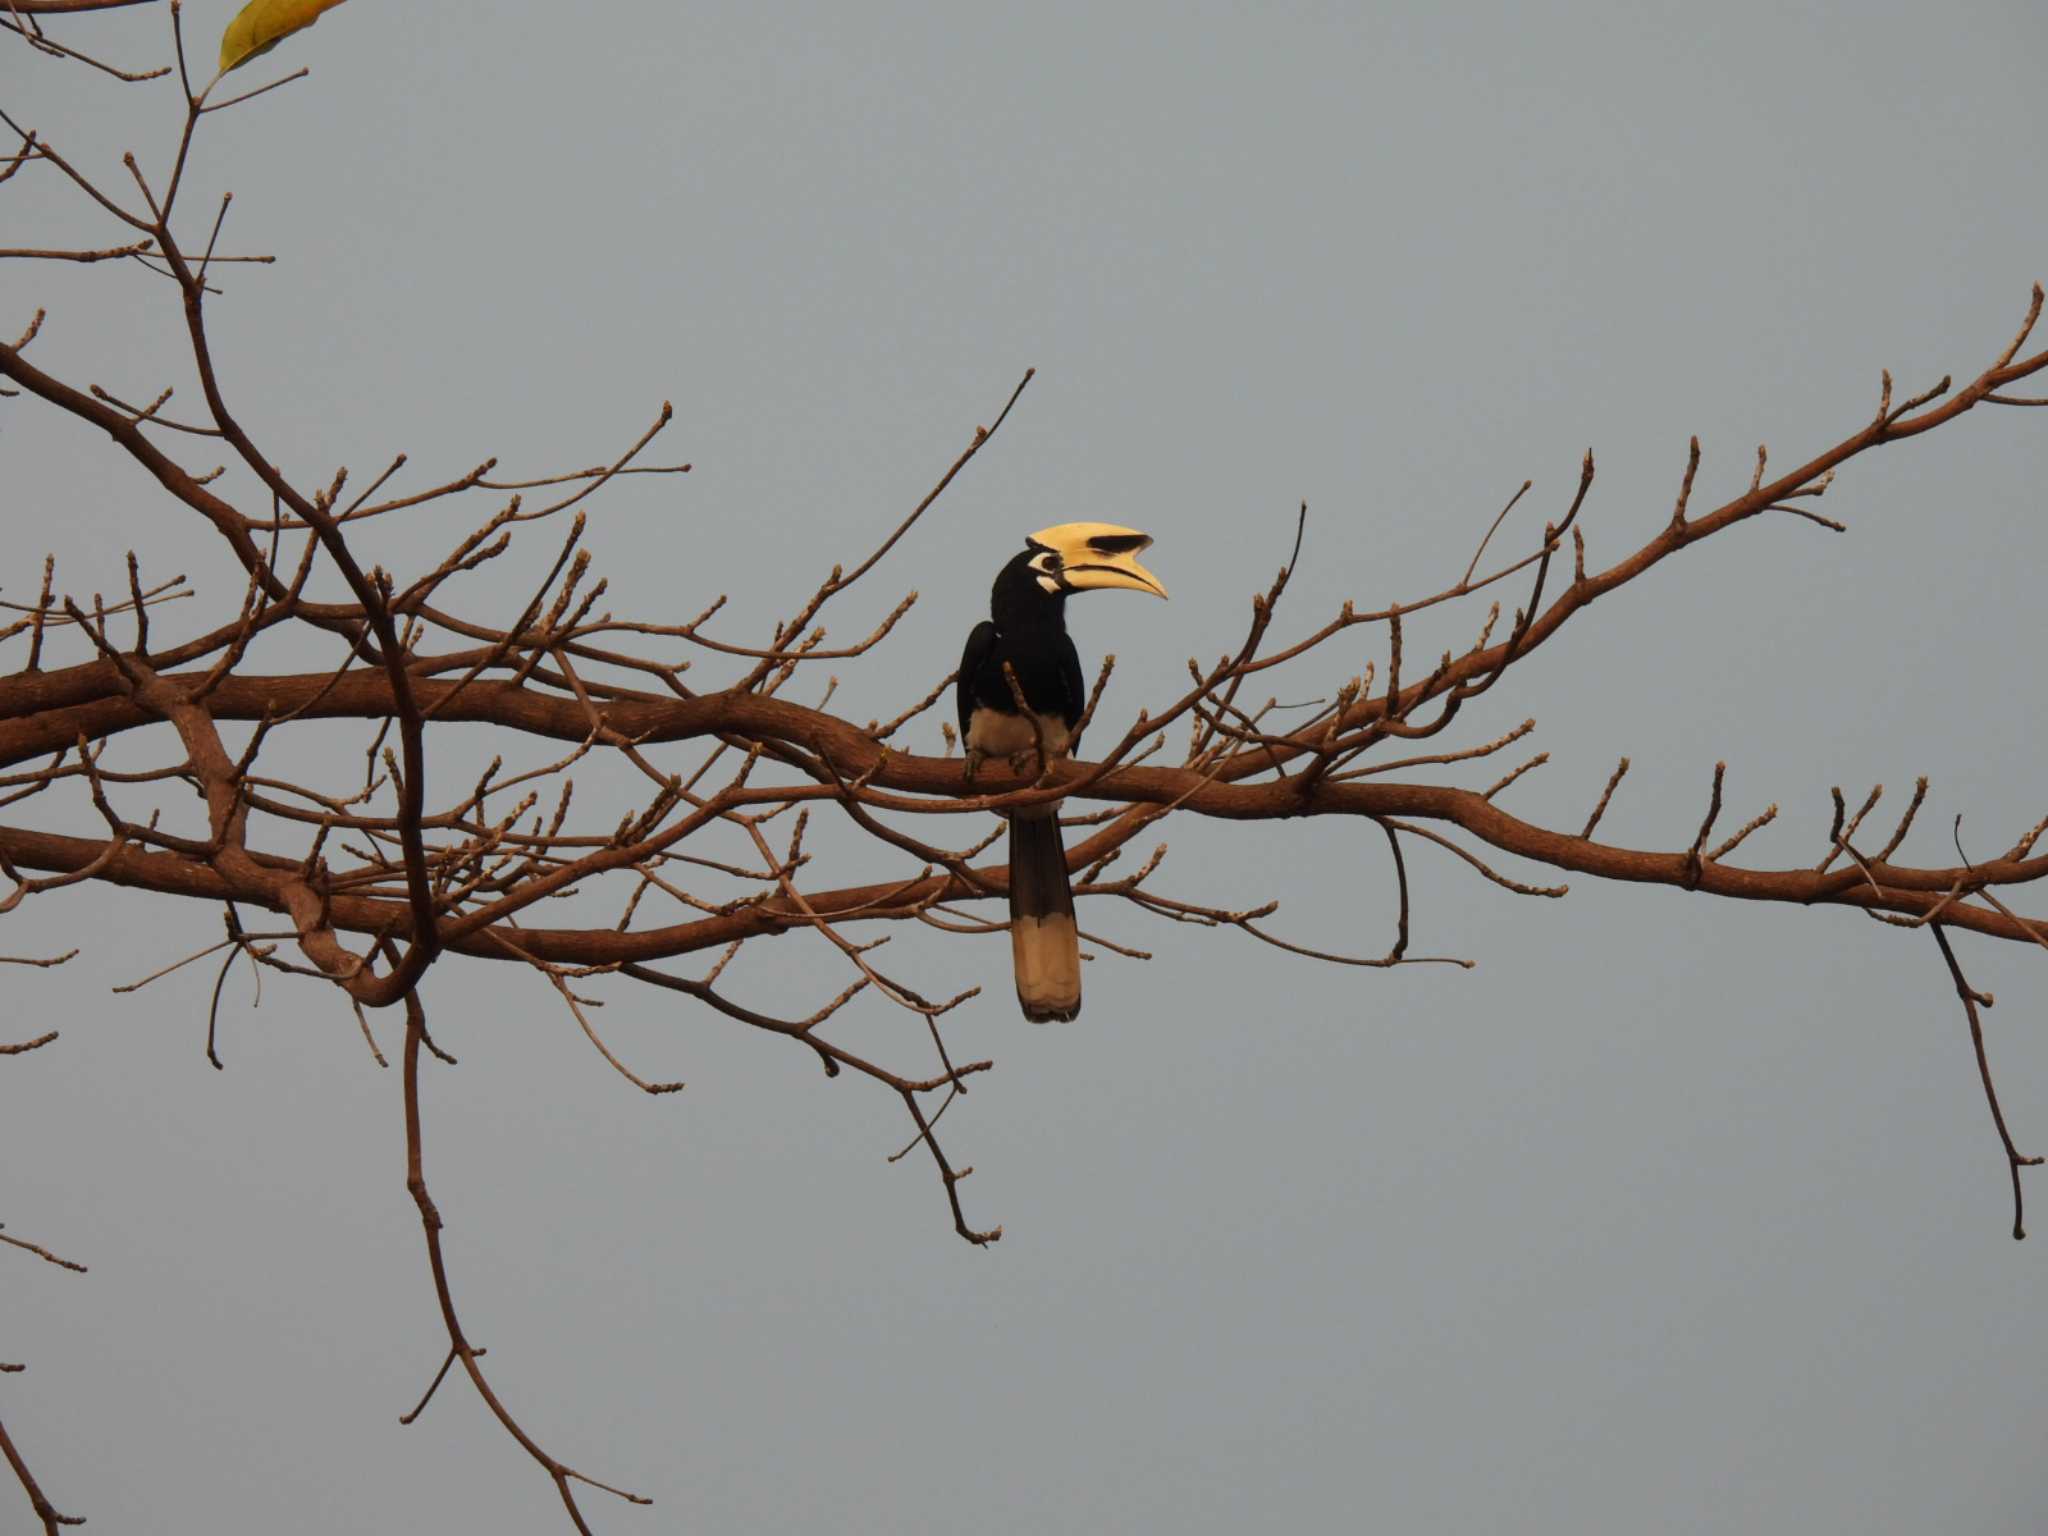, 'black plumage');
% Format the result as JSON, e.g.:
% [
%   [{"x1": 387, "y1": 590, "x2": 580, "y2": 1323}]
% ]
[
  {"x1": 956, "y1": 549, "x2": 1087, "y2": 748},
  {"x1": 955, "y1": 524, "x2": 1165, "y2": 1023},
  {"x1": 958, "y1": 549, "x2": 1087, "y2": 1021}
]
